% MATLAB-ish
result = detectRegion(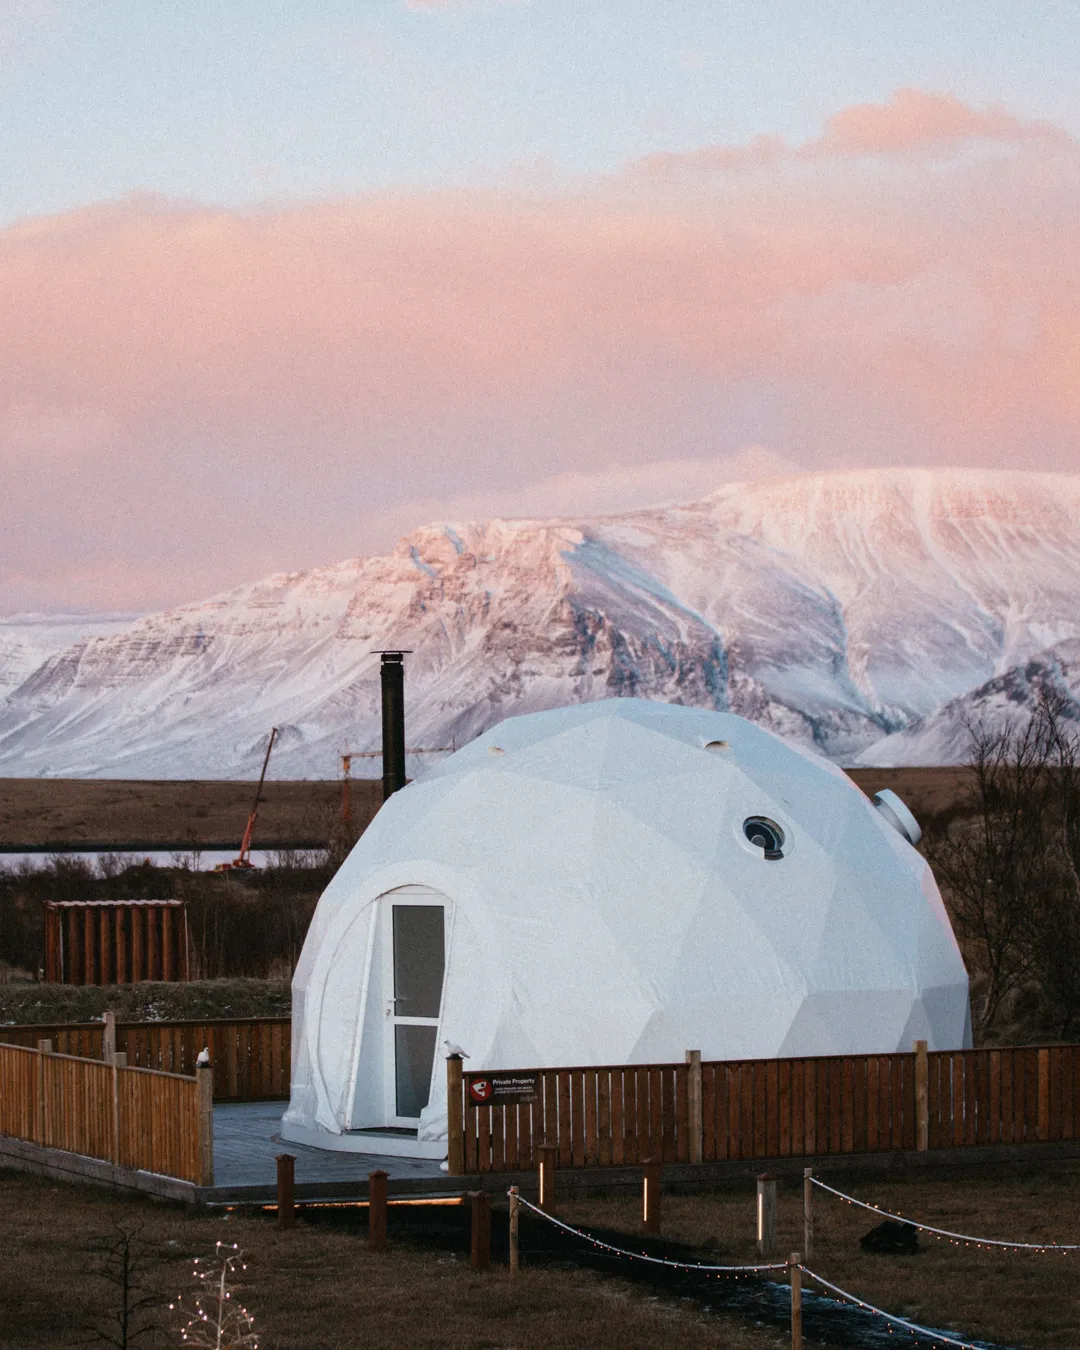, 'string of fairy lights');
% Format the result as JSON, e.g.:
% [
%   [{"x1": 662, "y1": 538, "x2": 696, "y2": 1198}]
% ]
[
  {"x1": 168, "y1": 1241, "x2": 258, "y2": 1349},
  {"x1": 513, "y1": 1195, "x2": 788, "y2": 1275},
  {"x1": 811, "y1": 1177, "x2": 1080, "y2": 1253},
  {"x1": 797, "y1": 1265, "x2": 981, "y2": 1349},
  {"x1": 514, "y1": 1192, "x2": 995, "y2": 1349}
]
